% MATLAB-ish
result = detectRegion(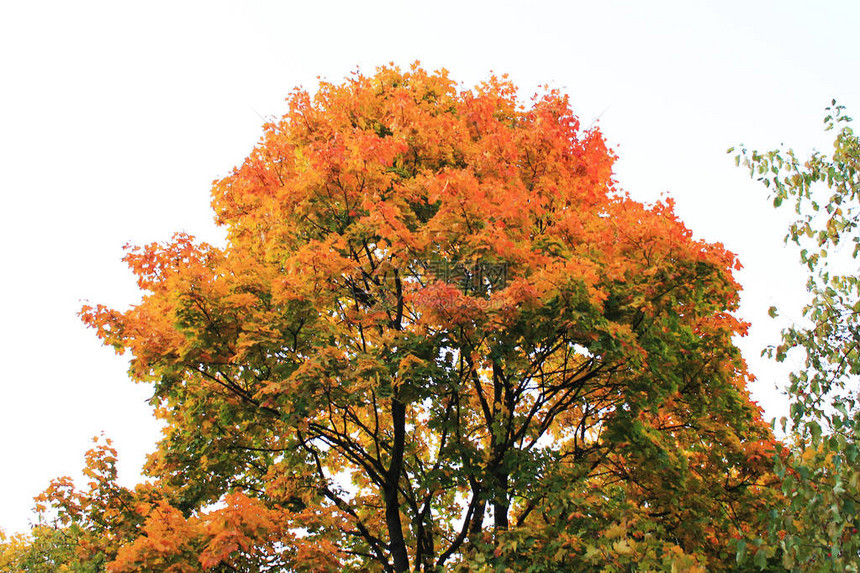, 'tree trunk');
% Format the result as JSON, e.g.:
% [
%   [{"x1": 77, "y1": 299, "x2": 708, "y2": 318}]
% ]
[
  {"x1": 386, "y1": 398, "x2": 409, "y2": 573},
  {"x1": 492, "y1": 468, "x2": 509, "y2": 532}
]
